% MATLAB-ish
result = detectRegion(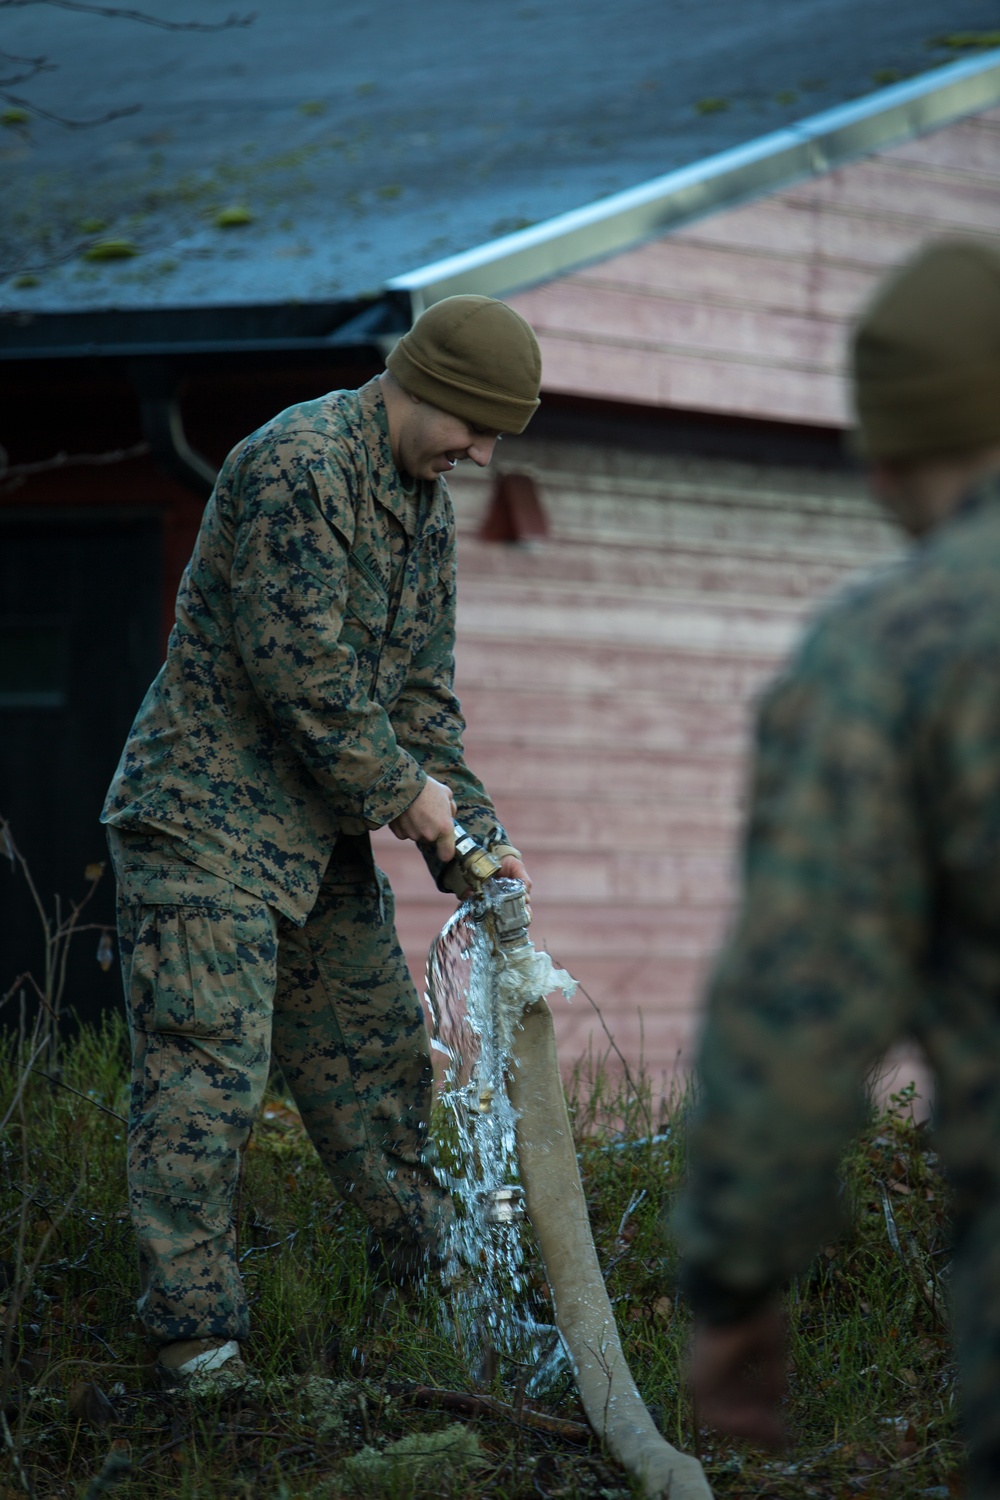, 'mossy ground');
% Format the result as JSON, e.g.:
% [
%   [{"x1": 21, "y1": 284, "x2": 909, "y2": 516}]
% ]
[{"x1": 0, "y1": 1018, "x2": 959, "y2": 1499}]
